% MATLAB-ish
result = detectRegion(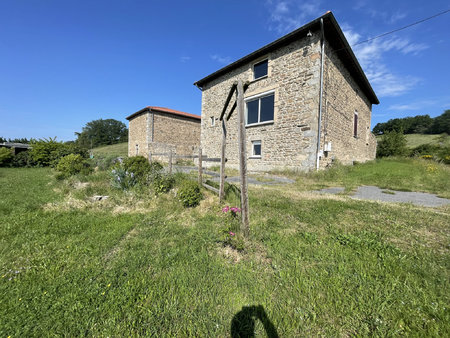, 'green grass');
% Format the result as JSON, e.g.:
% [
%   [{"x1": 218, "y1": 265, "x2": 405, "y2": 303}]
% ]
[
  {"x1": 91, "y1": 142, "x2": 128, "y2": 158},
  {"x1": 376, "y1": 133, "x2": 450, "y2": 149},
  {"x1": 295, "y1": 157, "x2": 450, "y2": 198},
  {"x1": 1, "y1": 164, "x2": 449, "y2": 336}
]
